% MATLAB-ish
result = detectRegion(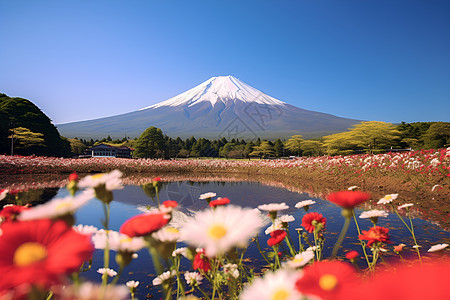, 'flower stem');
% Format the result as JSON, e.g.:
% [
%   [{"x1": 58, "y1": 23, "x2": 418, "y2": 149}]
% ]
[
  {"x1": 353, "y1": 212, "x2": 373, "y2": 272},
  {"x1": 332, "y1": 216, "x2": 351, "y2": 258}
]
